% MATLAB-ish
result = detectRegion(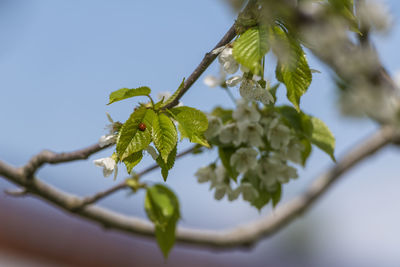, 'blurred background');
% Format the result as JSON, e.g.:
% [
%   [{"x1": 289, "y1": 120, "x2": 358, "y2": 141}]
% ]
[{"x1": 0, "y1": 0, "x2": 400, "y2": 266}]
